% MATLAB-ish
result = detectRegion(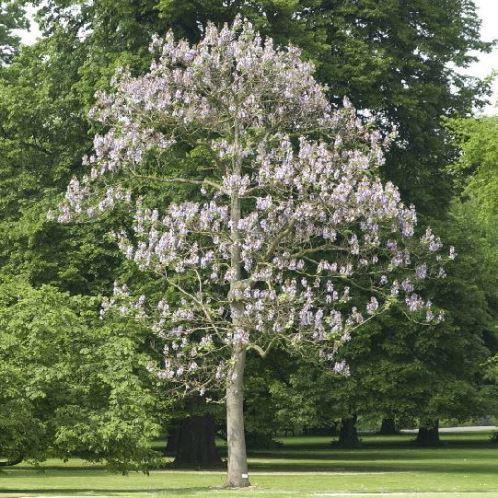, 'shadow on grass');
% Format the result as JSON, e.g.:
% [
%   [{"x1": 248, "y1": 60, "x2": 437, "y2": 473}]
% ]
[
  {"x1": 4, "y1": 455, "x2": 498, "y2": 477},
  {"x1": 0, "y1": 488, "x2": 216, "y2": 496},
  {"x1": 248, "y1": 460, "x2": 498, "y2": 474},
  {"x1": 249, "y1": 447, "x2": 498, "y2": 461},
  {"x1": 242, "y1": 435, "x2": 498, "y2": 474},
  {"x1": 271, "y1": 435, "x2": 495, "y2": 451}
]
